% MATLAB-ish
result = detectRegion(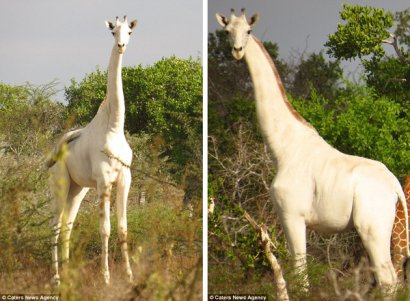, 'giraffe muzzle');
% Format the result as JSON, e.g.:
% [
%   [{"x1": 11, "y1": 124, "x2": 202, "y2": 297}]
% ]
[
  {"x1": 117, "y1": 44, "x2": 126, "y2": 53},
  {"x1": 232, "y1": 47, "x2": 245, "y2": 60}
]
